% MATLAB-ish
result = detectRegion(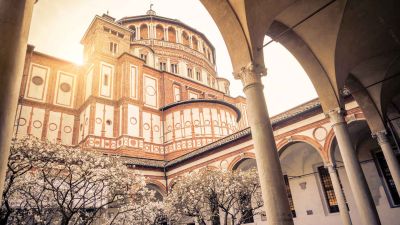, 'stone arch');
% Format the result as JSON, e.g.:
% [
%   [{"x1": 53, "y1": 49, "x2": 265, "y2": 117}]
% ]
[
  {"x1": 140, "y1": 23, "x2": 148, "y2": 39},
  {"x1": 167, "y1": 26, "x2": 176, "y2": 43},
  {"x1": 345, "y1": 74, "x2": 386, "y2": 134},
  {"x1": 146, "y1": 179, "x2": 167, "y2": 195},
  {"x1": 167, "y1": 177, "x2": 177, "y2": 191},
  {"x1": 266, "y1": 21, "x2": 341, "y2": 112},
  {"x1": 131, "y1": 44, "x2": 155, "y2": 54},
  {"x1": 199, "y1": 0, "x2": 257, "y2": 73},
  {"x1": 227, "y1": 152, "x2": 255, "y2": 171},
  {"x1": 155, "y1": 24, "x2": 164, "y2": 40},
  {"x1": 379, "y1": 56, "x2": 400, "y2": 119},
  {"x1": 325, "y1": 117, "x2": 368, "y2": 164},
  {"x1": 128, "y1": 25, "x2": 136, "y2": 41},
  {"x1": 277, "y1": 135, "x2": 327, "y2": 163}
]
